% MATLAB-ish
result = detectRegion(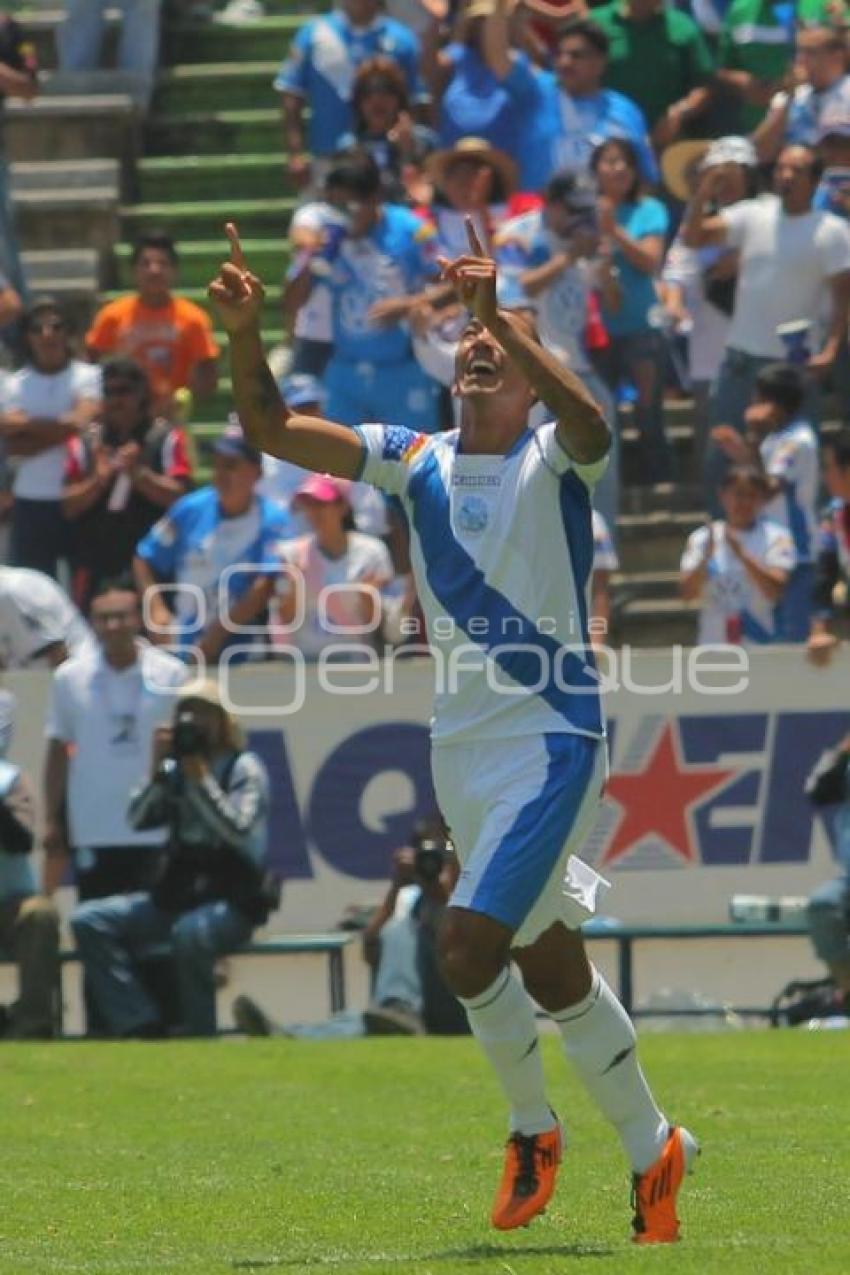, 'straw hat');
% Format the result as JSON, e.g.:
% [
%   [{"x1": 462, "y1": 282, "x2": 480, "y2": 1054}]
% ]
[
  {"x1": 427, "y1": 136, "x2": 518, "y2": 196},
  {"x1": 661, "y1": 136, "x2": 757, "y2": 202}
]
